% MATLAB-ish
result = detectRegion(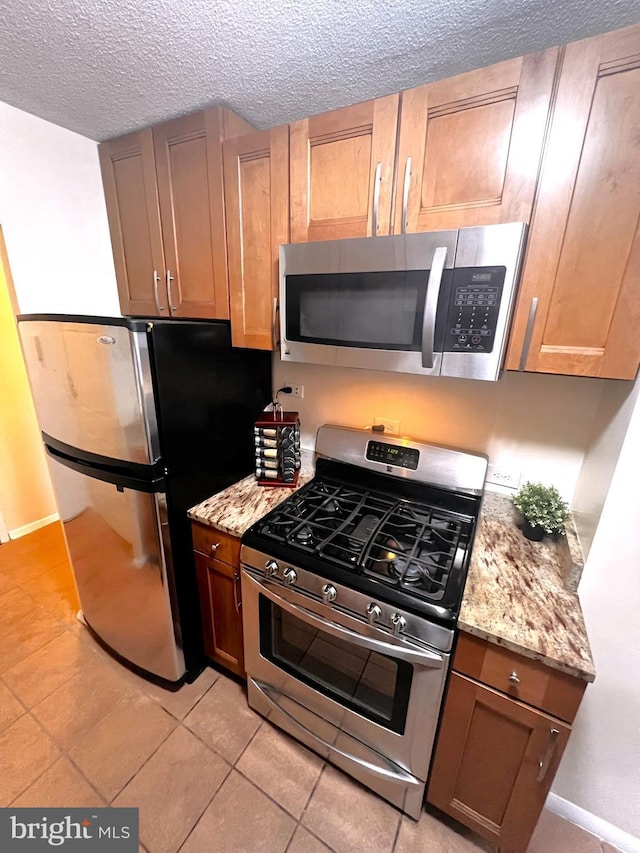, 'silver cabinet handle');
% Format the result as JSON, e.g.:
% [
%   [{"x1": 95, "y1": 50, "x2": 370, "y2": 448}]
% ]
[
  {"x1": 166, "y1": 269, "x2": 176, "y2": 313},
  {"x1": 537, "y1": 728, "x2": 560, "y2": 782},
  {"x1": 421, "y1": 246, "x2": 448, "y2": 369},
  {"x1": 509, "y1": 671, "x2": 520, "y2": 685},
  {"x1": 210, "y1": 542, "x2": 220, "y2": 553},
  {"x1": 233, "y1": 572, "x2": 241, "y2": 613},
  {"x1": 153, "y1": 270, "x2": 165, "y2": 313},
  {"x1": 372, "y1": 161, "x2": 382, "y2": 235},
  {"x1": 272, "y1": 297, "x2": 279, "y2": 349},
  {"x1": 519, "y1": 296, "x2": 538, "y2": 371},
  {"x1": 401, "y1": 156, "x2": 412, "y2": 235}
]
